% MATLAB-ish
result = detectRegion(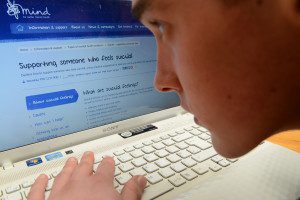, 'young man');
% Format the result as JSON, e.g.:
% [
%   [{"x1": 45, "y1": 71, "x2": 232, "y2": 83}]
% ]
[{"x1": 28, "y1": 0, "x2": 300, "y2": 199}]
